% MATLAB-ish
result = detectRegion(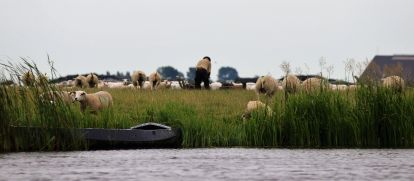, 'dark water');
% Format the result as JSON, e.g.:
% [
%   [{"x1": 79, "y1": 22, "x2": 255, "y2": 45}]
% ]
[{"x1": 1, "y1": 149, "x2": 414, "y2": 180}]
